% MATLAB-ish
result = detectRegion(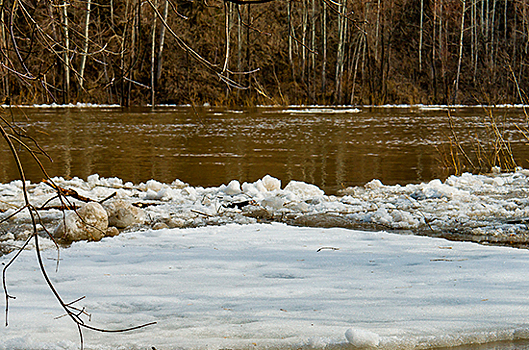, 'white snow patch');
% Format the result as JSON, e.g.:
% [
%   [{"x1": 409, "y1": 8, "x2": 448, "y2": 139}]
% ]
[{"x1": 3, "y1": 224, "x2": 529, "y2": 350}]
